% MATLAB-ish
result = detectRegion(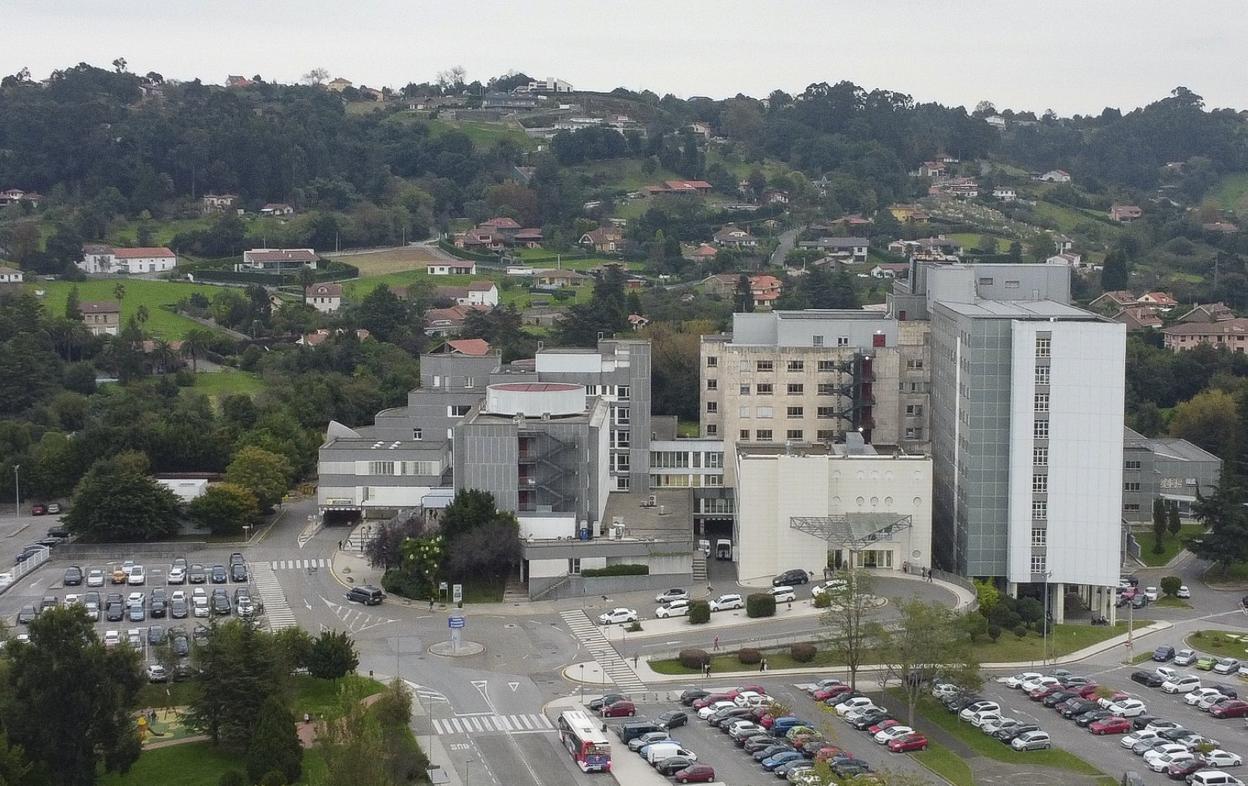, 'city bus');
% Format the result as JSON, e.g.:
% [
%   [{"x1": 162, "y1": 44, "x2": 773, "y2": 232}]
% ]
[{"x1": 557, "y1": 710, "x2": 611, "y2": 773}]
